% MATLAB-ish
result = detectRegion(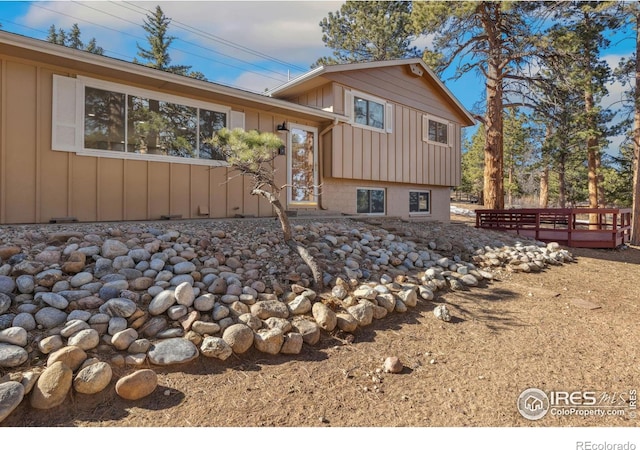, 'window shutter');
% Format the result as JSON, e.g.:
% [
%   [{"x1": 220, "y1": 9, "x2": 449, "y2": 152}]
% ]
[
  {"x1": 52, "y1": 75, "x2": 81, "y2": 151},
  {"x1": 448, "y1": 122, "x2": 454, "y2": 147},
  {"x1": 385, "y1": 103, "x2": 393, "y2": 133},
  {"x1": 344, "y1": 90, "x2": 353, "y2": 120},
  {"x1": 230, "y1": 111, "x2": 245, "y2": 130}
]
